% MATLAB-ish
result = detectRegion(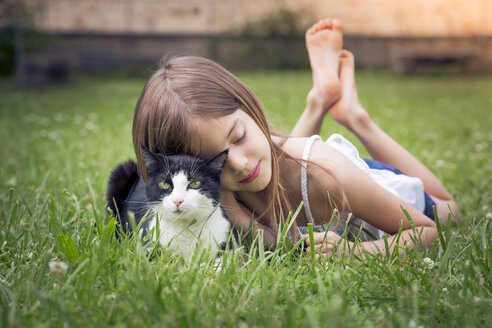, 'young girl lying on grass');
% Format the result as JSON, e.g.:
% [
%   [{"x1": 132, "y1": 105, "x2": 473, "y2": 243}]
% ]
[{"x1": 131, "y1": 19, "x2": 459, "y2": 257}]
